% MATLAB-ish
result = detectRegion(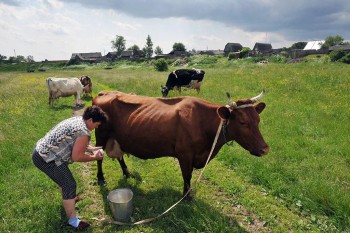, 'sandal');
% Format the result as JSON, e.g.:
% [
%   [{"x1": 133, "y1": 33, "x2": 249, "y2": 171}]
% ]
[
  {"x1": 76, "y1": 221, "x2": 90, "y2": 231},
  {"x1": 74, "y1": 196, "x2": 81, "y2": 203}
]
